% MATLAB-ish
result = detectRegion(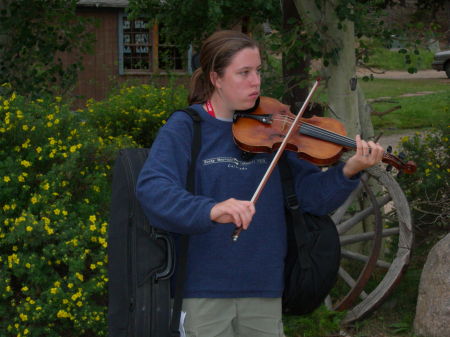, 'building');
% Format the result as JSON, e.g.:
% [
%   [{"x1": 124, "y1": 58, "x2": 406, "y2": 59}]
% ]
[{"x1": 66, "y1": 0, "x2": 192, "y2": 108}]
